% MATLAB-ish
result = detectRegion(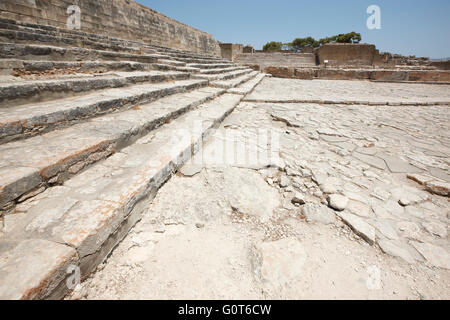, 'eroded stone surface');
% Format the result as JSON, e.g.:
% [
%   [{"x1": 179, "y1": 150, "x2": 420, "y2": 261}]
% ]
[
  {"x1": 0, "y1": 239, "x2": 78, "y2": 300},
  {"x1": 252, "y1": 237, "x2": 307, "y2": 287},
  {"x1": 73, "y1": 79, "x2": 450, "y2": 299}
]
